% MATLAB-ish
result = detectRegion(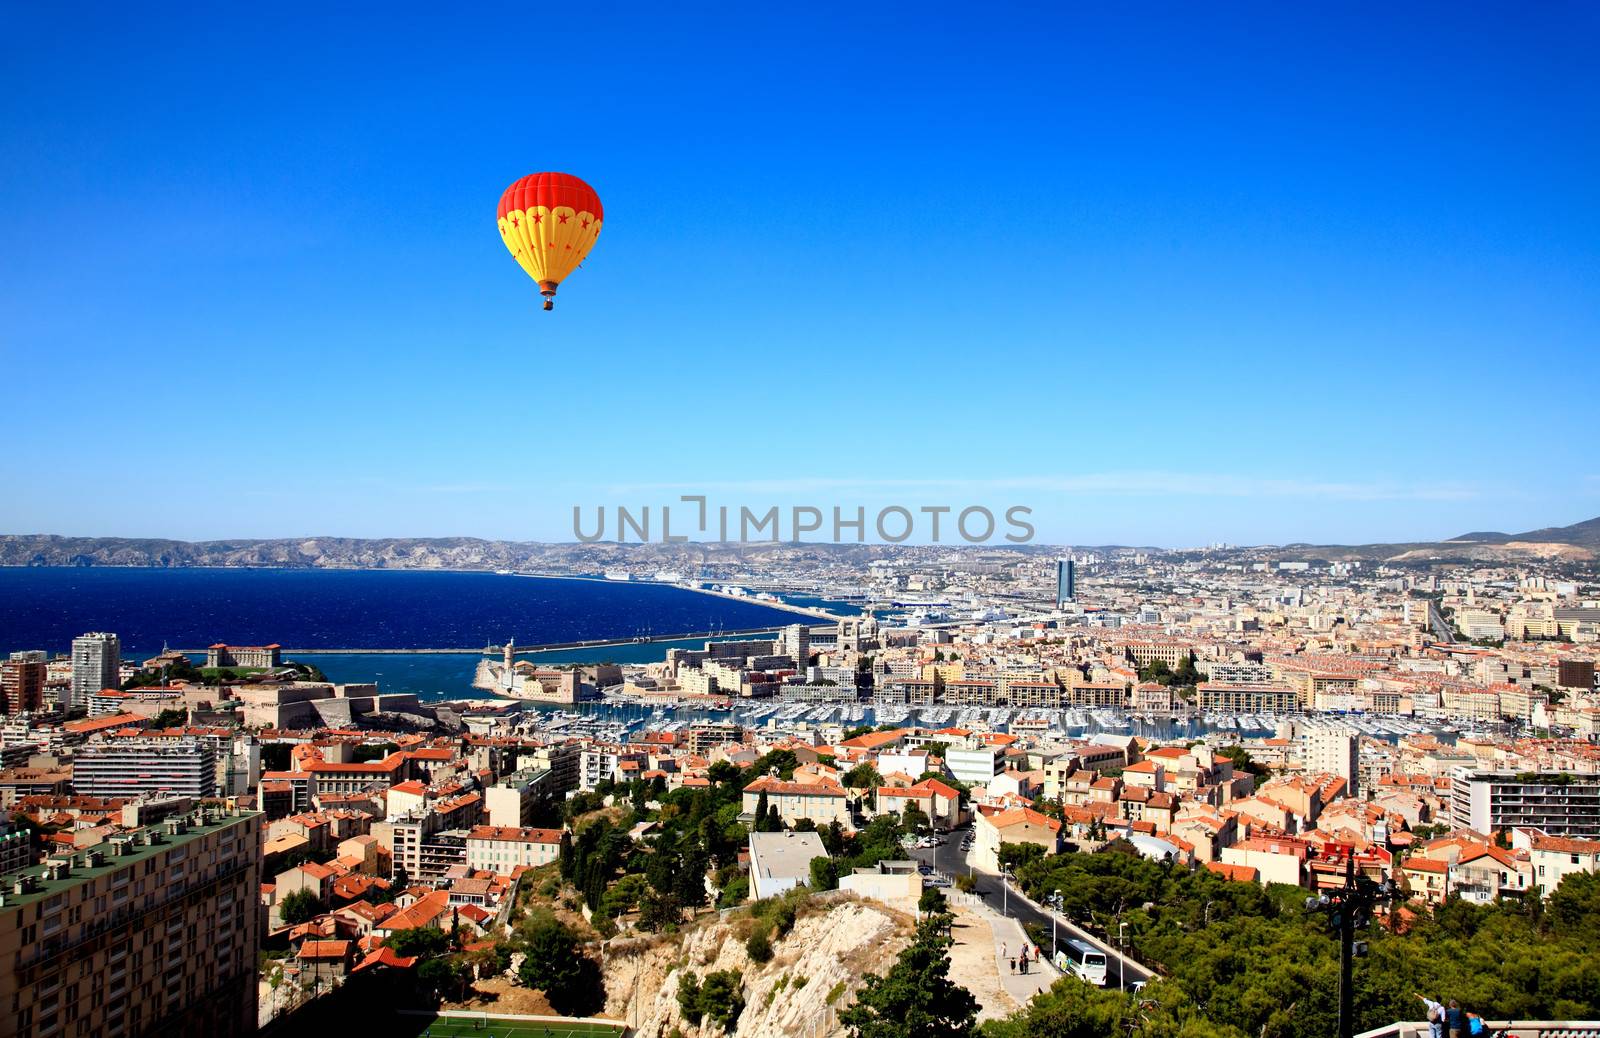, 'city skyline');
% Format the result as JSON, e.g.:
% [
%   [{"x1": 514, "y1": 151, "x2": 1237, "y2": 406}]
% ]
[
  {"x1": 7, "y1": 7, "x2": 1600, "y2": 1037},
  {"x1": 4, "y1": 5, "x2": 1598, "y2": 545},
  {"x1": 0, "y1": 505, "x2": 1597, "y2": 552}
]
